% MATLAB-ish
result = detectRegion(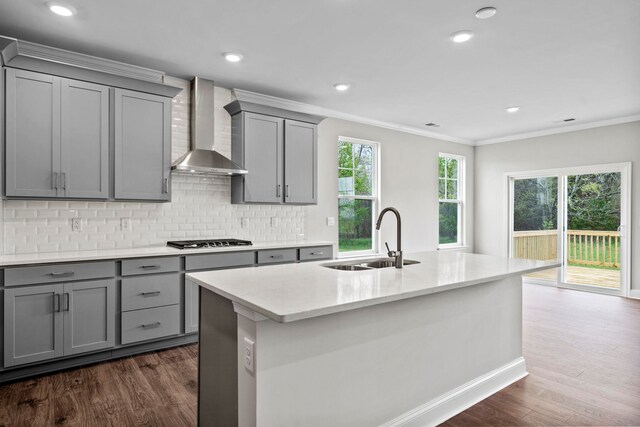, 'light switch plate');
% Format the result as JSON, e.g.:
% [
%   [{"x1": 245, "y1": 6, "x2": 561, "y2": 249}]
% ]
[
  {"x1": 241, "y1": 217, "x2": 249, "y2": 228},
  {"x1": 271, "y1": 217, "x2": 280, "y2": 227},
  {"x1": 326, "y1": 217, "x2": 335, "y2": 226}
]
